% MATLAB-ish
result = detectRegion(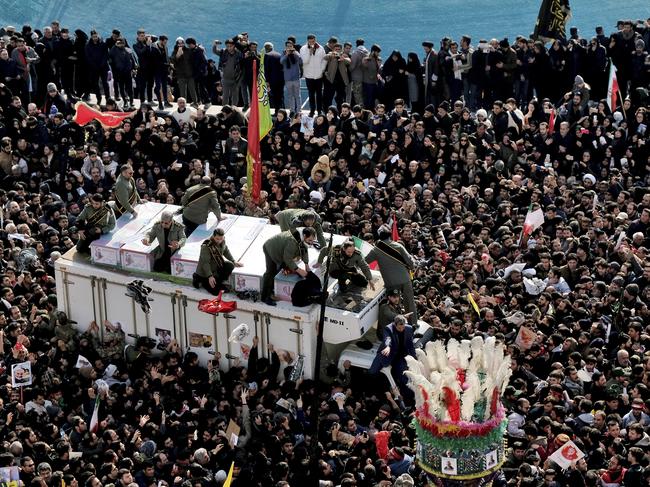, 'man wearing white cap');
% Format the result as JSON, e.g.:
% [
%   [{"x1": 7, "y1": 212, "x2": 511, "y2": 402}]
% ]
[{"x1": 142, "y1": 211, "x2": 186, "y2": 273}]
